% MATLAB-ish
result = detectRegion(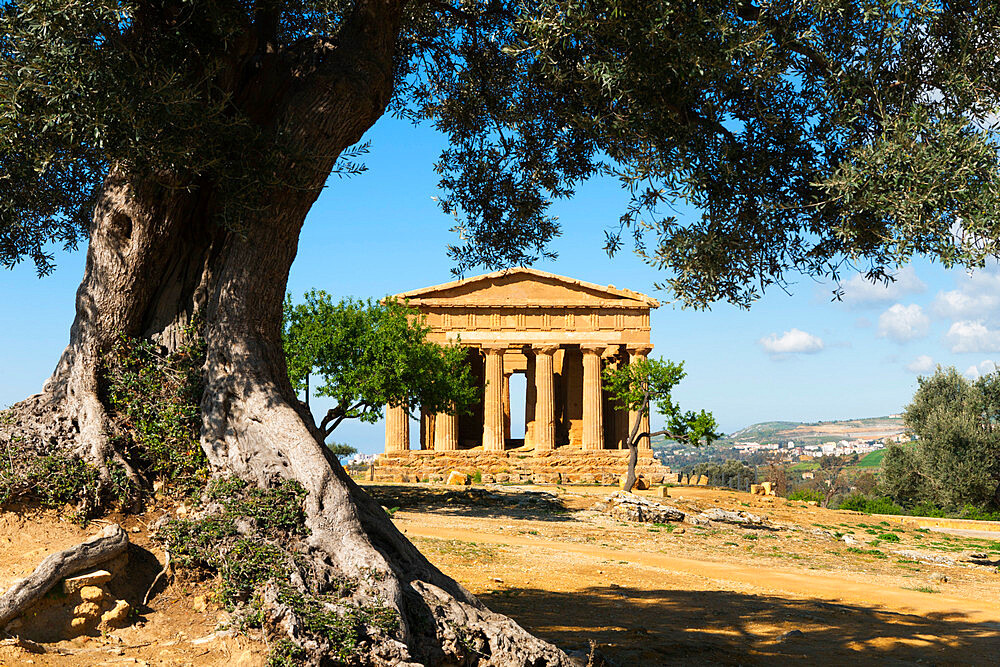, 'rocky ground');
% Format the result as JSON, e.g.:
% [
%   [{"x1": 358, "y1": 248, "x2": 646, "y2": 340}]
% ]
[{"x1": 3, "y1": 484, "x2": 1000, "y2": 665}]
